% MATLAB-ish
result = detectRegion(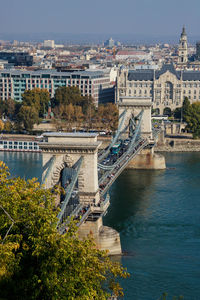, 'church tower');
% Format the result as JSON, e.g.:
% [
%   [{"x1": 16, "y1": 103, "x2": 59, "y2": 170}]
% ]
[{"x1": 178, "y1": 26, "x2": 188, "y2": 64}]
